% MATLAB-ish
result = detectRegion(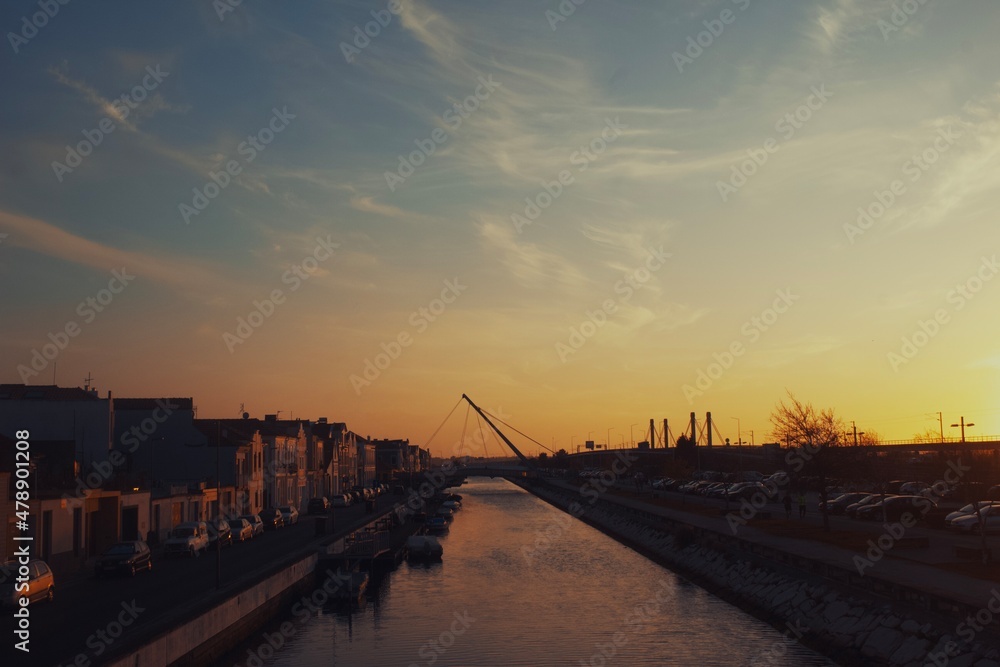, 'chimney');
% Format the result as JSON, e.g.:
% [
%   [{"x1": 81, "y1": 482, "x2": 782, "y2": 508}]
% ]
[
  {"x1": 649, "y1": 418, "x2": 655, "y2": 448},
  {"x1": 664, "y1": 419, "x2": 669, "y2": 448},
  {"x1": 318, "y1": 417, "x2": 328, "y2": 424},
  {"x1": 690, "y1": 412, "x2": 697, "y2": 443},
  {"x1": 706, "y1": 412, "x2": 713, "y2": 447}
]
